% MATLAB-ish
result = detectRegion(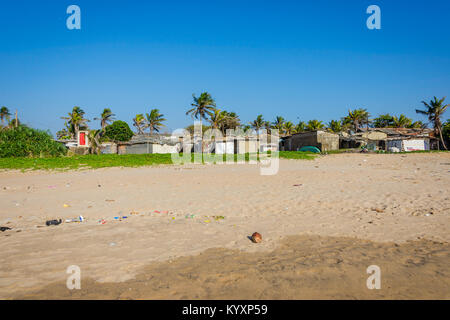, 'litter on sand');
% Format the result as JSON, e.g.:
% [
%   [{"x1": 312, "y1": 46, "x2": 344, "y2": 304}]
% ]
[
  {"x1": 1, "y1": 226, "x2": 11, "y2": 232},
  {"x1": 251, "y1": 232, "x2": 262, "y2": 243},
  {"x1": 65, "y1": 216, "x2": 85, "y2": 223},
  {"x1": 46, "y1": 219, "x2": 62, "y2": 226},
  {"x1": 63, "y1": 204, "x2": 70, "y2": 208}
]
